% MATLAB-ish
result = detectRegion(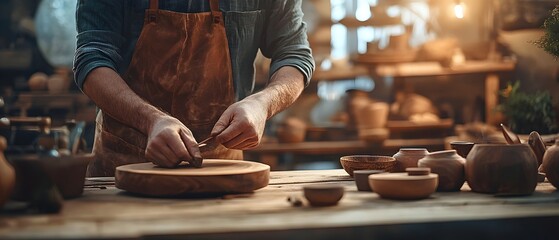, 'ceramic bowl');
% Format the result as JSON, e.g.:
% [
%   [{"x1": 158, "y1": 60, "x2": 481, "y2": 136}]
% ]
[
  {"x1": 368, "y1": 167, "x2": 438, "y2": 200},
  {"x1": 340, "y1": 155, "x2": 396, "y2": 177},
  {"x1": 450, "y1": 141, "x2": 475, "y2": 158},
  {"x1": 303, "y1": 184, "x2": 344, "y2": 207},
  {"x1": 353, "y1": 170, "x2": 385, "y2": 191},
  {"x1": 9, "y1": 154, "x2": 93, "y2": 200}
]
